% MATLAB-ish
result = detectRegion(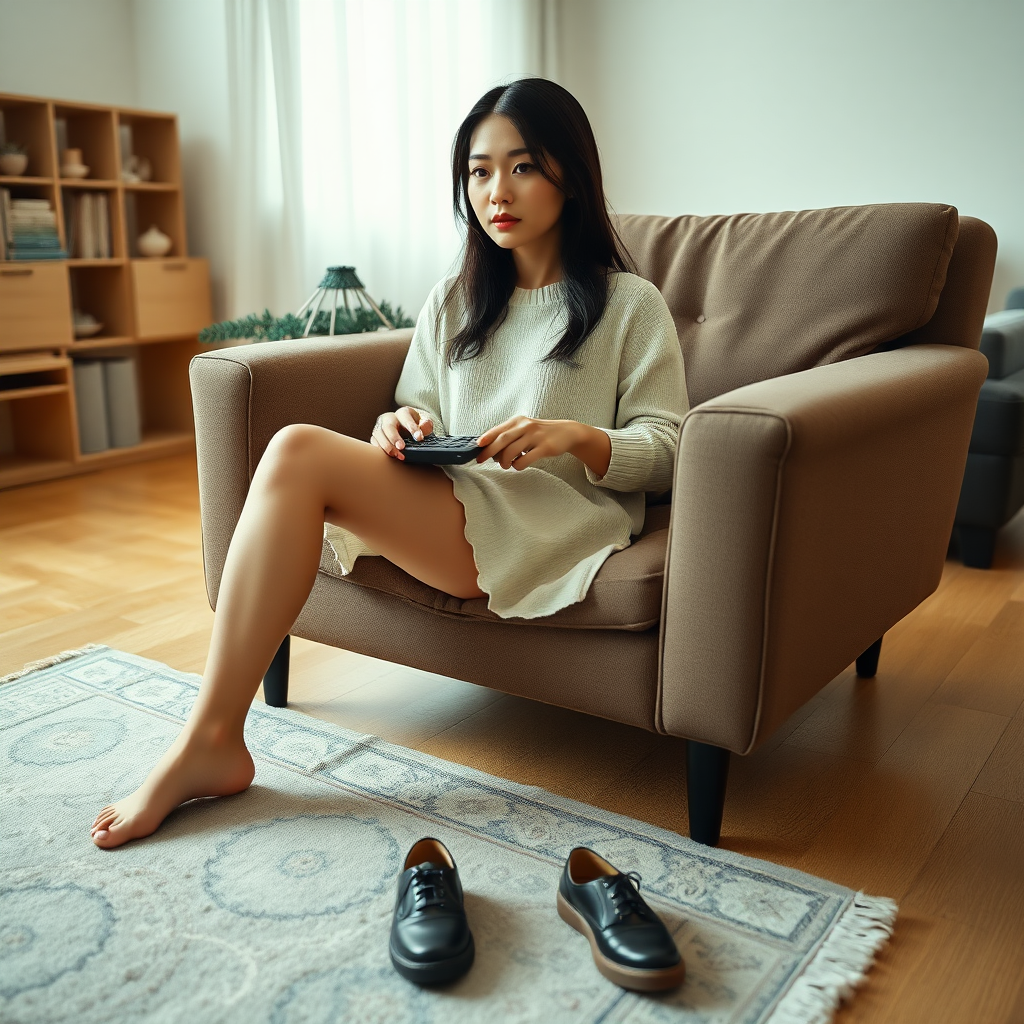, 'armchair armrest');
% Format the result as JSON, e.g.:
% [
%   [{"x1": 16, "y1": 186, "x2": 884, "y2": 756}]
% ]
[
  {"x1": 189, "y1": 328, "x2": 414, "y2": 607},
  {"x1": 658, "y1": 344, "x2": 988, "y2": 753}
]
